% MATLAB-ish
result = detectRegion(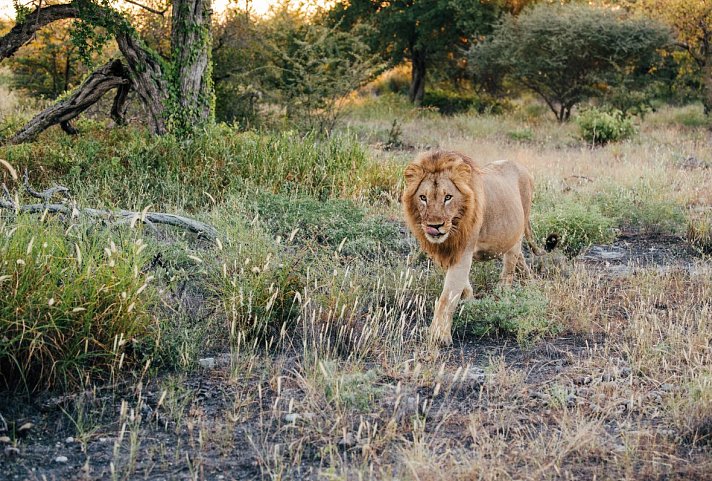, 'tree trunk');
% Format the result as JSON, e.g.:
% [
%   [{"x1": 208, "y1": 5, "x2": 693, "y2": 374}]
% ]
[
  {"x1": 703, "y1": 62, "x2": 712, "y2": 116},
  {"x1": 409, "y1": 49, "x2": 426, "y2": 105},
  {"x1": 115, "y1": 32, "x2": 170, "y2": 134},
  {"x1": 7, "y1": 59, "x2": 131, "y2": 144},
  {"x1": 171, "y1": 0, "x2": 214, "y2": 130},
  {"x1": 0, "y1": 0, "x2": 214, "y2": 142}
]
